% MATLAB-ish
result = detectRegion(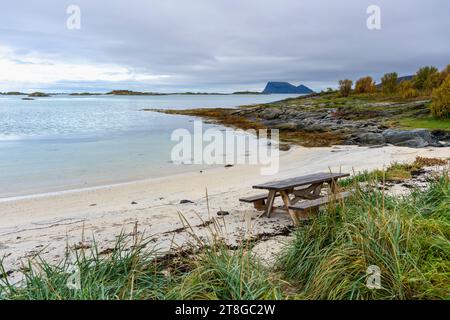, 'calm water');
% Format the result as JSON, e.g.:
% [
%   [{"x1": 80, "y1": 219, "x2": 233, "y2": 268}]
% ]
[{"x1": 0, "y1": 94, "x2": 299, "y2": 198}]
